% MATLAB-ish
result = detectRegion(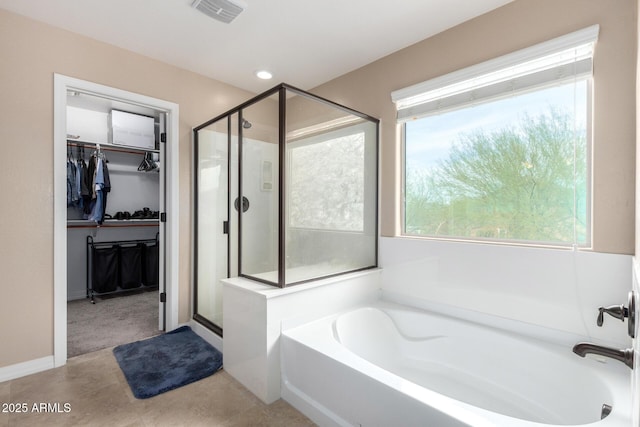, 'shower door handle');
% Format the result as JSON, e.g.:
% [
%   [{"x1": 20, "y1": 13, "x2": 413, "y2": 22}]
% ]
[{"x1": 234, "y1": 196, "x2": 250, "y2": 213}]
